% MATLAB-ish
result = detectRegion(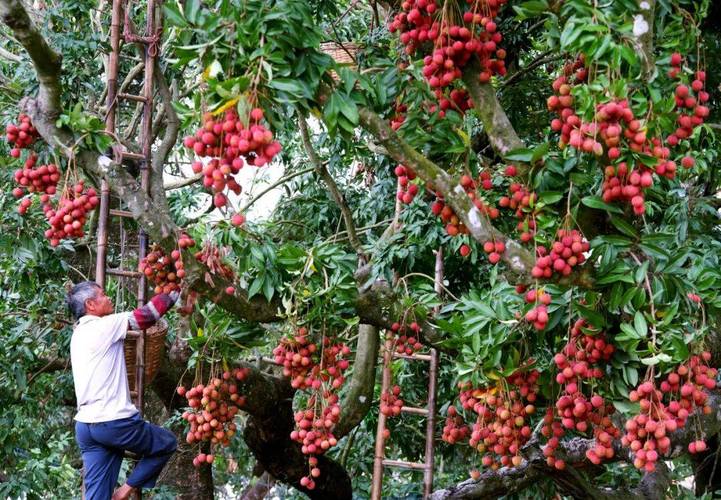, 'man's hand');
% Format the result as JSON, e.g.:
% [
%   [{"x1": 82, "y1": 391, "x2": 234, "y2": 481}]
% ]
[
  {"x1": 112, "y1": 483, "x2": 136, "y2": 500},
  {"x1": 129, "y1": 291, "x2": 180, "y2": 330}
]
